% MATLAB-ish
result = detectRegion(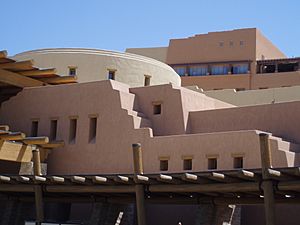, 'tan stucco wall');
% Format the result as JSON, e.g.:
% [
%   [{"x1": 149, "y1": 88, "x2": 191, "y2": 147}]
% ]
[
  {"x1": 166, "y1": 28, "x2": 257, "y2": 64},
  {"x1": 0, "y1": 80, "x2": 298, "y2": 174},
  {"x1": 199, "y1": 85, "x2": 300, "y2": 106},
  {"x1": 13, "y1": 48, "x2": 180, "y2": 87},
  {"x1": 125, "y1": 47, "x2": 168, "y2": 63},
  {"x1": 189, "y1": 101, "x2": 300, "y2": 144},
  {"x1": 256, "y1": 29, "x2": 286, "y2": 60}
]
